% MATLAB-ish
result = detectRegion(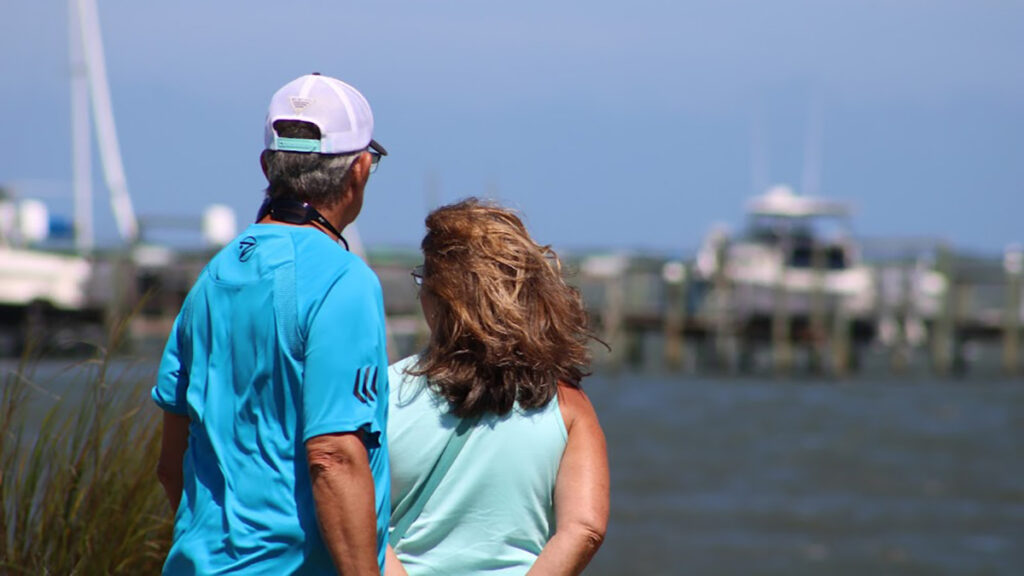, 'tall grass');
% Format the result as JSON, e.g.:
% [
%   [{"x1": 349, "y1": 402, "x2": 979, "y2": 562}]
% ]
[{"x1": 0, "y1": 318, "x2": 172, "y2": 574}]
